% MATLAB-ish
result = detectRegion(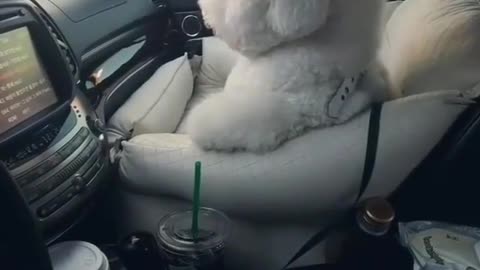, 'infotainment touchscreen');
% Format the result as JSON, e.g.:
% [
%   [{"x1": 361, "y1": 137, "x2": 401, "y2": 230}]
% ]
[{"x1": 0, "y1": 27, "x2": 57, "y2": 135}]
